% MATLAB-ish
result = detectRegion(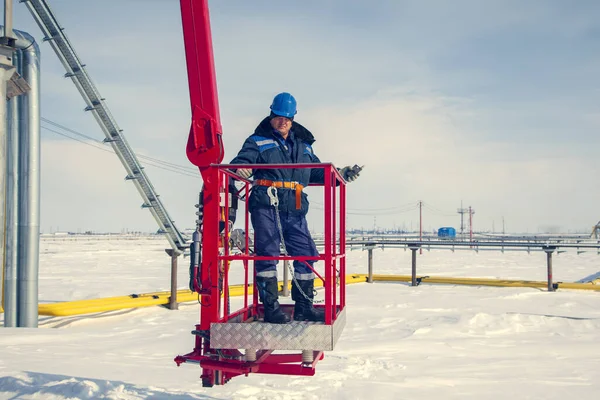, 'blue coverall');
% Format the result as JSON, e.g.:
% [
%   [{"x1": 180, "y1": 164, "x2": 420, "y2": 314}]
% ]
[{"x1": 230, "y1": 117, "x2": 325, "y2": 281}]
